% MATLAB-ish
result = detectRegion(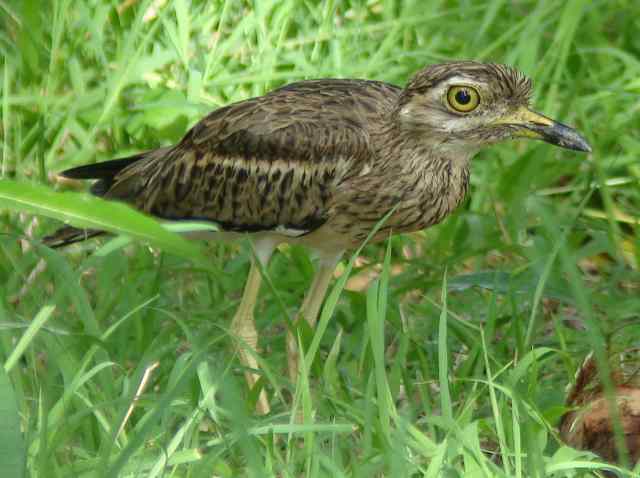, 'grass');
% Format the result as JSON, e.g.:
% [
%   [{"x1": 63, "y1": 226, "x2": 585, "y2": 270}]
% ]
[{"x1": 1, "y1": 0, "x2": 640, "y2": 476}]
